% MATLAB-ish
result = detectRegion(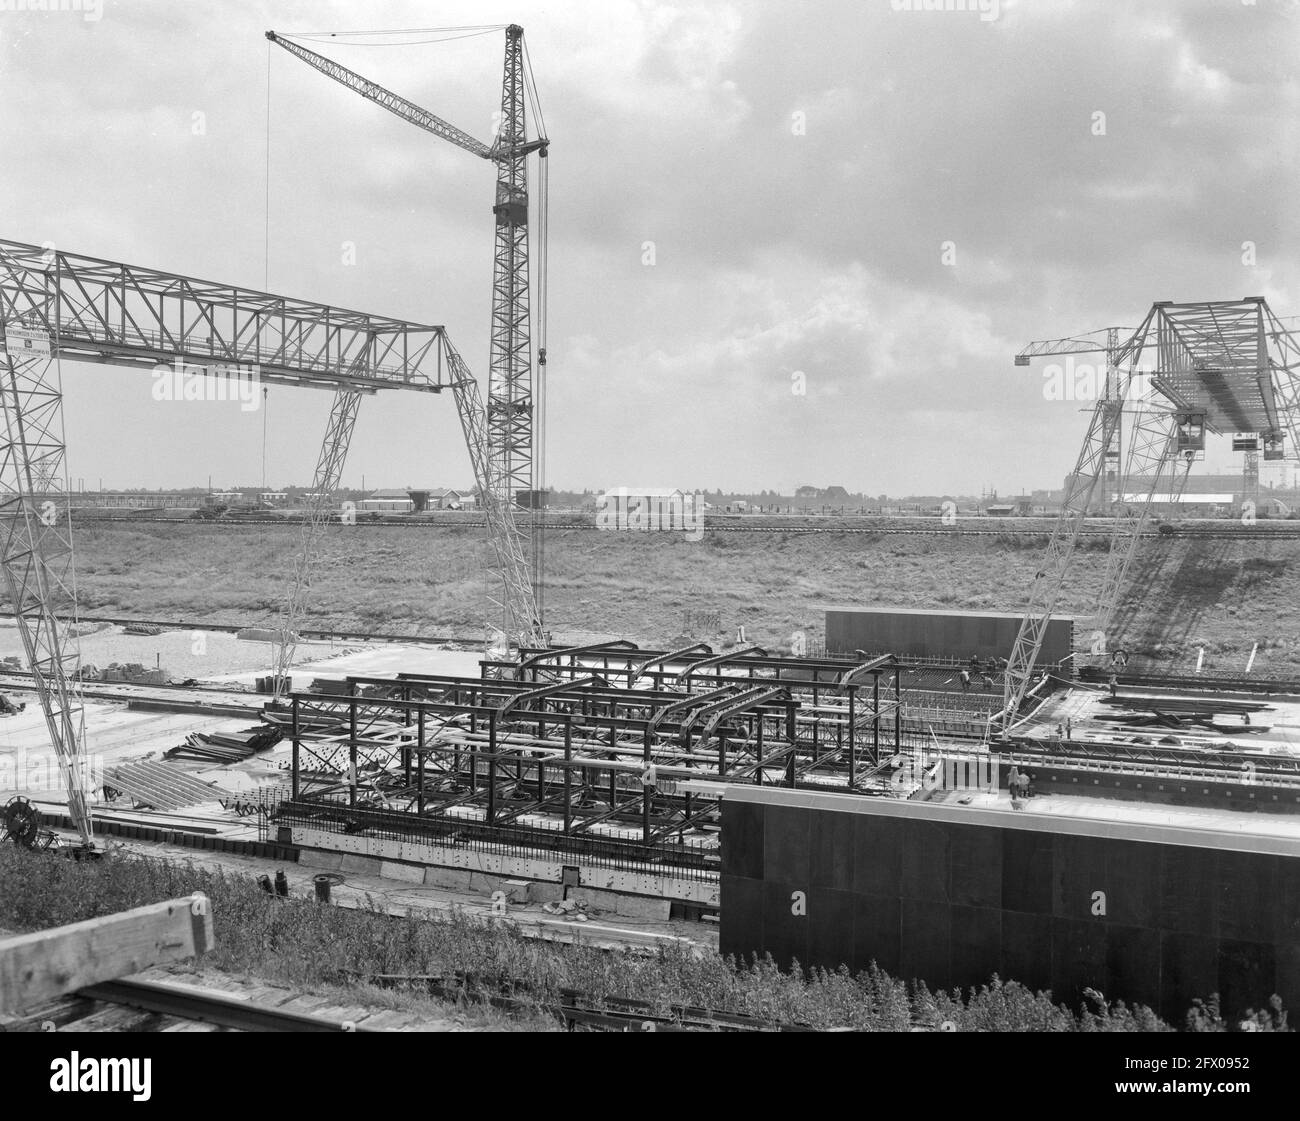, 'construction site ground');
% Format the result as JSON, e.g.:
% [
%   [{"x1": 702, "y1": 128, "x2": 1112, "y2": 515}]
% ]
[{"x1": 63, "y1": 520, "x2": 1300, "y2": 675}]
